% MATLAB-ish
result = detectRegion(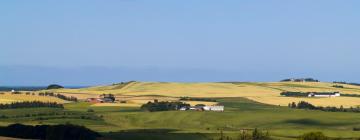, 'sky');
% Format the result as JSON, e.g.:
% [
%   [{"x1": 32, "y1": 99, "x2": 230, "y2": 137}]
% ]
[{"x1": 1, "y1": 0, "x2": 360, "y2": 86}]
